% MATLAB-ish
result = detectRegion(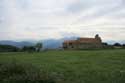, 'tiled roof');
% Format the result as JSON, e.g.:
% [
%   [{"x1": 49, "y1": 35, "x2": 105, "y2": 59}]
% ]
[
  {"x1": 77, "y1": 38, "x2": 100, "y2": 43},
  {"x1": 63, "y1": 37, "x2": 101, "y2": 44},
  {"x1": 63, "y1": 40, "x2": 78, "y2": 44}
]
